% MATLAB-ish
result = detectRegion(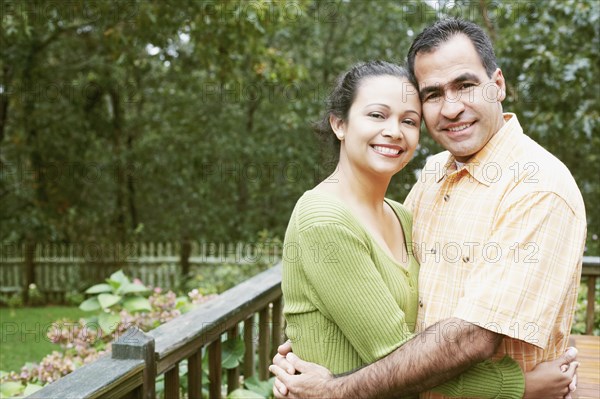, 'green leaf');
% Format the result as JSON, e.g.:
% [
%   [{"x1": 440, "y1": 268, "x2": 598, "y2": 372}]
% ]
[
  {"x1": 227, "y1": 388, "x2": 265, "y2": 399},
  {"x1": 79, "y1": 297, "x2": 101, "y2": 312},
  {"x1": 221, "y1": 338, "x2": 245, "y2": 369},
  {"x1": 97, "y1": 293, "x2": 122, "y2": 309},
  {"x1": 177, "y1": 302, "x2": 195, "y2": 314},
  {"x1": 123, "y1": 296, "x2": 152, "y2": 313},
  {"x1": 23, "y1": 383, "x2": 43, "y2": 395},
  {"x1": 85, "y1": 283, "x2": 113, "y2": 294},
  {"x1": 244, "y1": 376, "x2": 275, "y2": 397},
  {"x1": 99, "y1": 312, "x2": 121, "y2": 334},
  {"x1": 108, "y1": 270, "x2": 130, "y2": 288},
  {"x1": 118, "y1": 282, "x2": 150, "y2": 295},
  {"x1": 0, "y1": 381, "x2": 23, "y2": 397}
]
